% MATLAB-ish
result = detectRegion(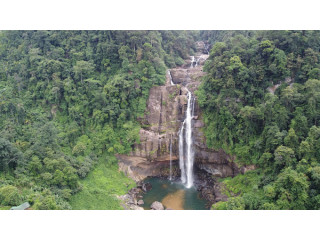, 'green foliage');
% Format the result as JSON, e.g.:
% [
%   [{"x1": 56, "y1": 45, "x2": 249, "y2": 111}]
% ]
[
  {"x1": 32, "y1": 190, "x2": 60, "y2": 210},
  {"x1": 212, "y1": 197, "x2": 245, "y2": 210},
  {"x1": 70, "y1": 157, "x2": 135, "y2": 210},
  {"x1": 225, "y1": 197, "x2": 245, "y2": 210},
  {"x1": 0, "y1": 185, "x2": 21, "y2": 206},
  {"x1": 274, "y1": 145, "x2": 296, "y2": 170},
  {"x1": 202, "y1": 31, "x2": 320, "y2": 210},
  {"x1": 0, "y1": 30, "x2": 198, "y2": 209},
  {"x1": 211, "y1": 201, "x2": 228, "y2": 210},
  {"x1": 0, "y1": 137, "x2": 23, "y2": 172},
  {"x1": 219, "y1": 171, "x2": 261, "y2": 198},
  {"x1": 273, "y1": 168, "x2": 309, "y2": 209}
]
